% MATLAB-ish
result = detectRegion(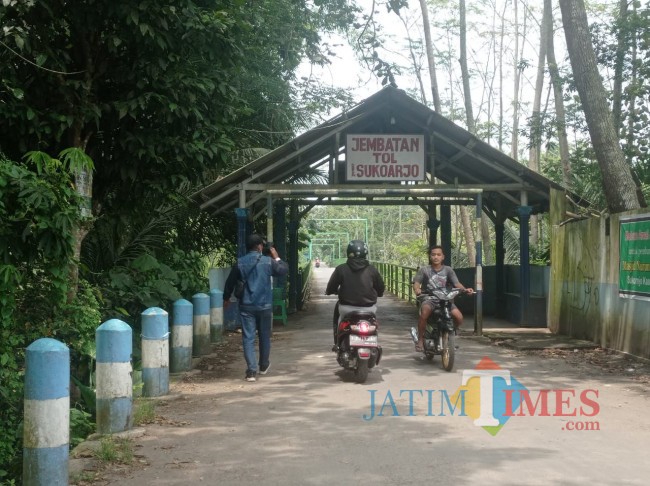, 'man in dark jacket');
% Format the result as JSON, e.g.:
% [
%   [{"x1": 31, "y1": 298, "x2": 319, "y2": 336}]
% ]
[
  {"x1": 224, "y1": 234, "x2": 288, "y2": 382},
  {"x1": 325, "y1": 240, "x2": 385, "y2": 345}
]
